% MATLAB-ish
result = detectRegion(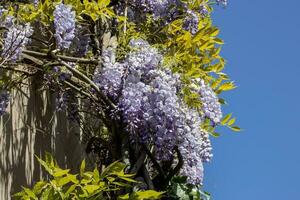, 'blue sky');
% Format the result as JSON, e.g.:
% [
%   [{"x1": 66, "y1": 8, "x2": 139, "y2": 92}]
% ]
[{"x1": 204, "y1": 1, "x2": 300, "y2": 199}]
